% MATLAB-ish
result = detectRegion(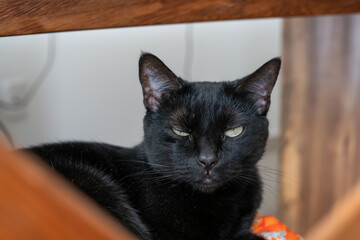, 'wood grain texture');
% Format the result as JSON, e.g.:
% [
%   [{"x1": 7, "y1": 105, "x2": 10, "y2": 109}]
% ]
[
  {"x1": 0, "y1": 144, "x2": 137, "y2": 240},
  {"x1": 280, "y1": 14, "x2": 360, "y2": 235},
  {"x1": 306, "y1": 180, "x2": 360, "y2": 240},
  {"x1": 1, "y1": 0, "x2": 360, "y2": 36}
]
